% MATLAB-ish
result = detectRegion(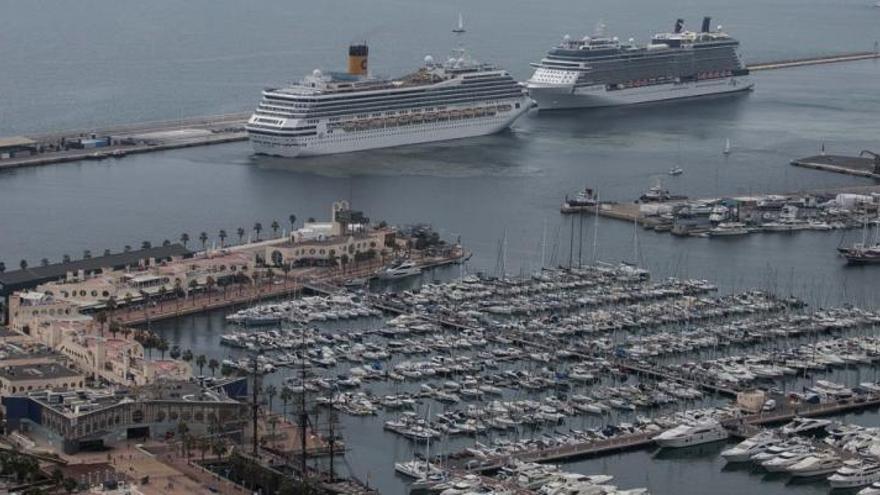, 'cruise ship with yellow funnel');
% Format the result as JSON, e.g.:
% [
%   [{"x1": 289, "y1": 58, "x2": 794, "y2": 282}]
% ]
[{"x1": 246, "y1": 42, "x2": 532, "y2": 157}]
